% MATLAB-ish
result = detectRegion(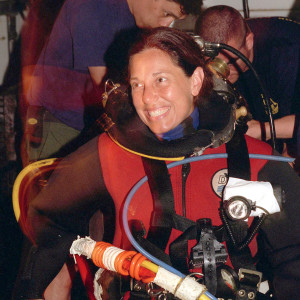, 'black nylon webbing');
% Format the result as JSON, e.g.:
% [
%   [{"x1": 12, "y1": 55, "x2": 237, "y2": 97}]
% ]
[
  {"x1": 225, "y1": 131, "x2": 255, "y2": 270},
  {"x1": 225, "y1": 128, "x2": 251, "y2": 181},
  {"x1": 142, "y1": 157, "x2": 175, "y2": 251},
  {"x1": 139, "y1": 158, "x2": 196, "y2": 266},
  {"x1": 169, "y1": 225, "x2": 198, "y2": 274}
]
